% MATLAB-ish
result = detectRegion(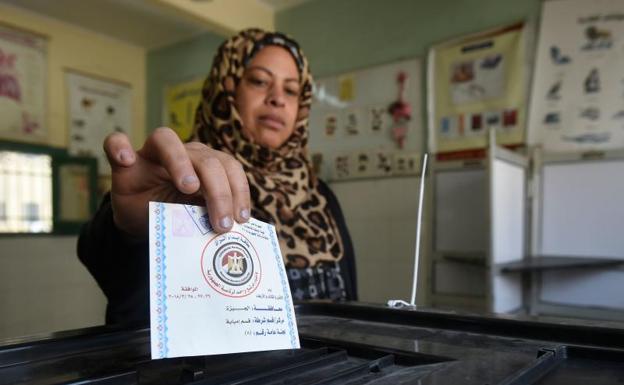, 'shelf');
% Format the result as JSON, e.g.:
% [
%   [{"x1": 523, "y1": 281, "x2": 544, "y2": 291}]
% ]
[{"x1": 497, "y1": 256, "x2": 624, "y2": 274}]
